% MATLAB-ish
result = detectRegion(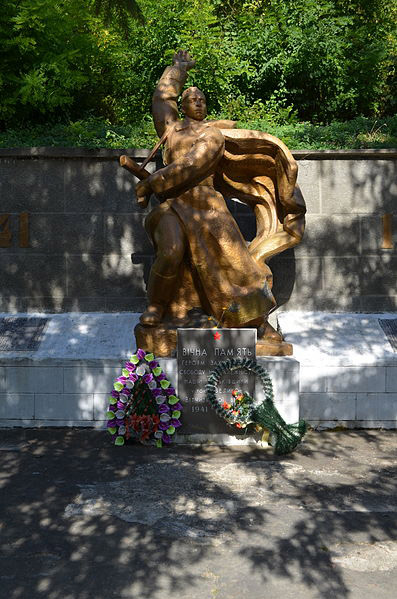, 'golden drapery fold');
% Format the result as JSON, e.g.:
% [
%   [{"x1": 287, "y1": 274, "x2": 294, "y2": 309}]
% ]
[{"x1": 215, "y1": 129, "x2": 306, "y2": 265}]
